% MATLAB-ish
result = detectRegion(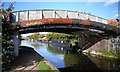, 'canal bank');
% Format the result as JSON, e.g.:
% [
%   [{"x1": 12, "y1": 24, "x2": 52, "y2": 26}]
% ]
[
  {"x1": 82, "y1": 50, "x2": 120, "y2": 59},
  {"x1": 9, "y1": 46, "x2": 59, "y2": 72}
]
